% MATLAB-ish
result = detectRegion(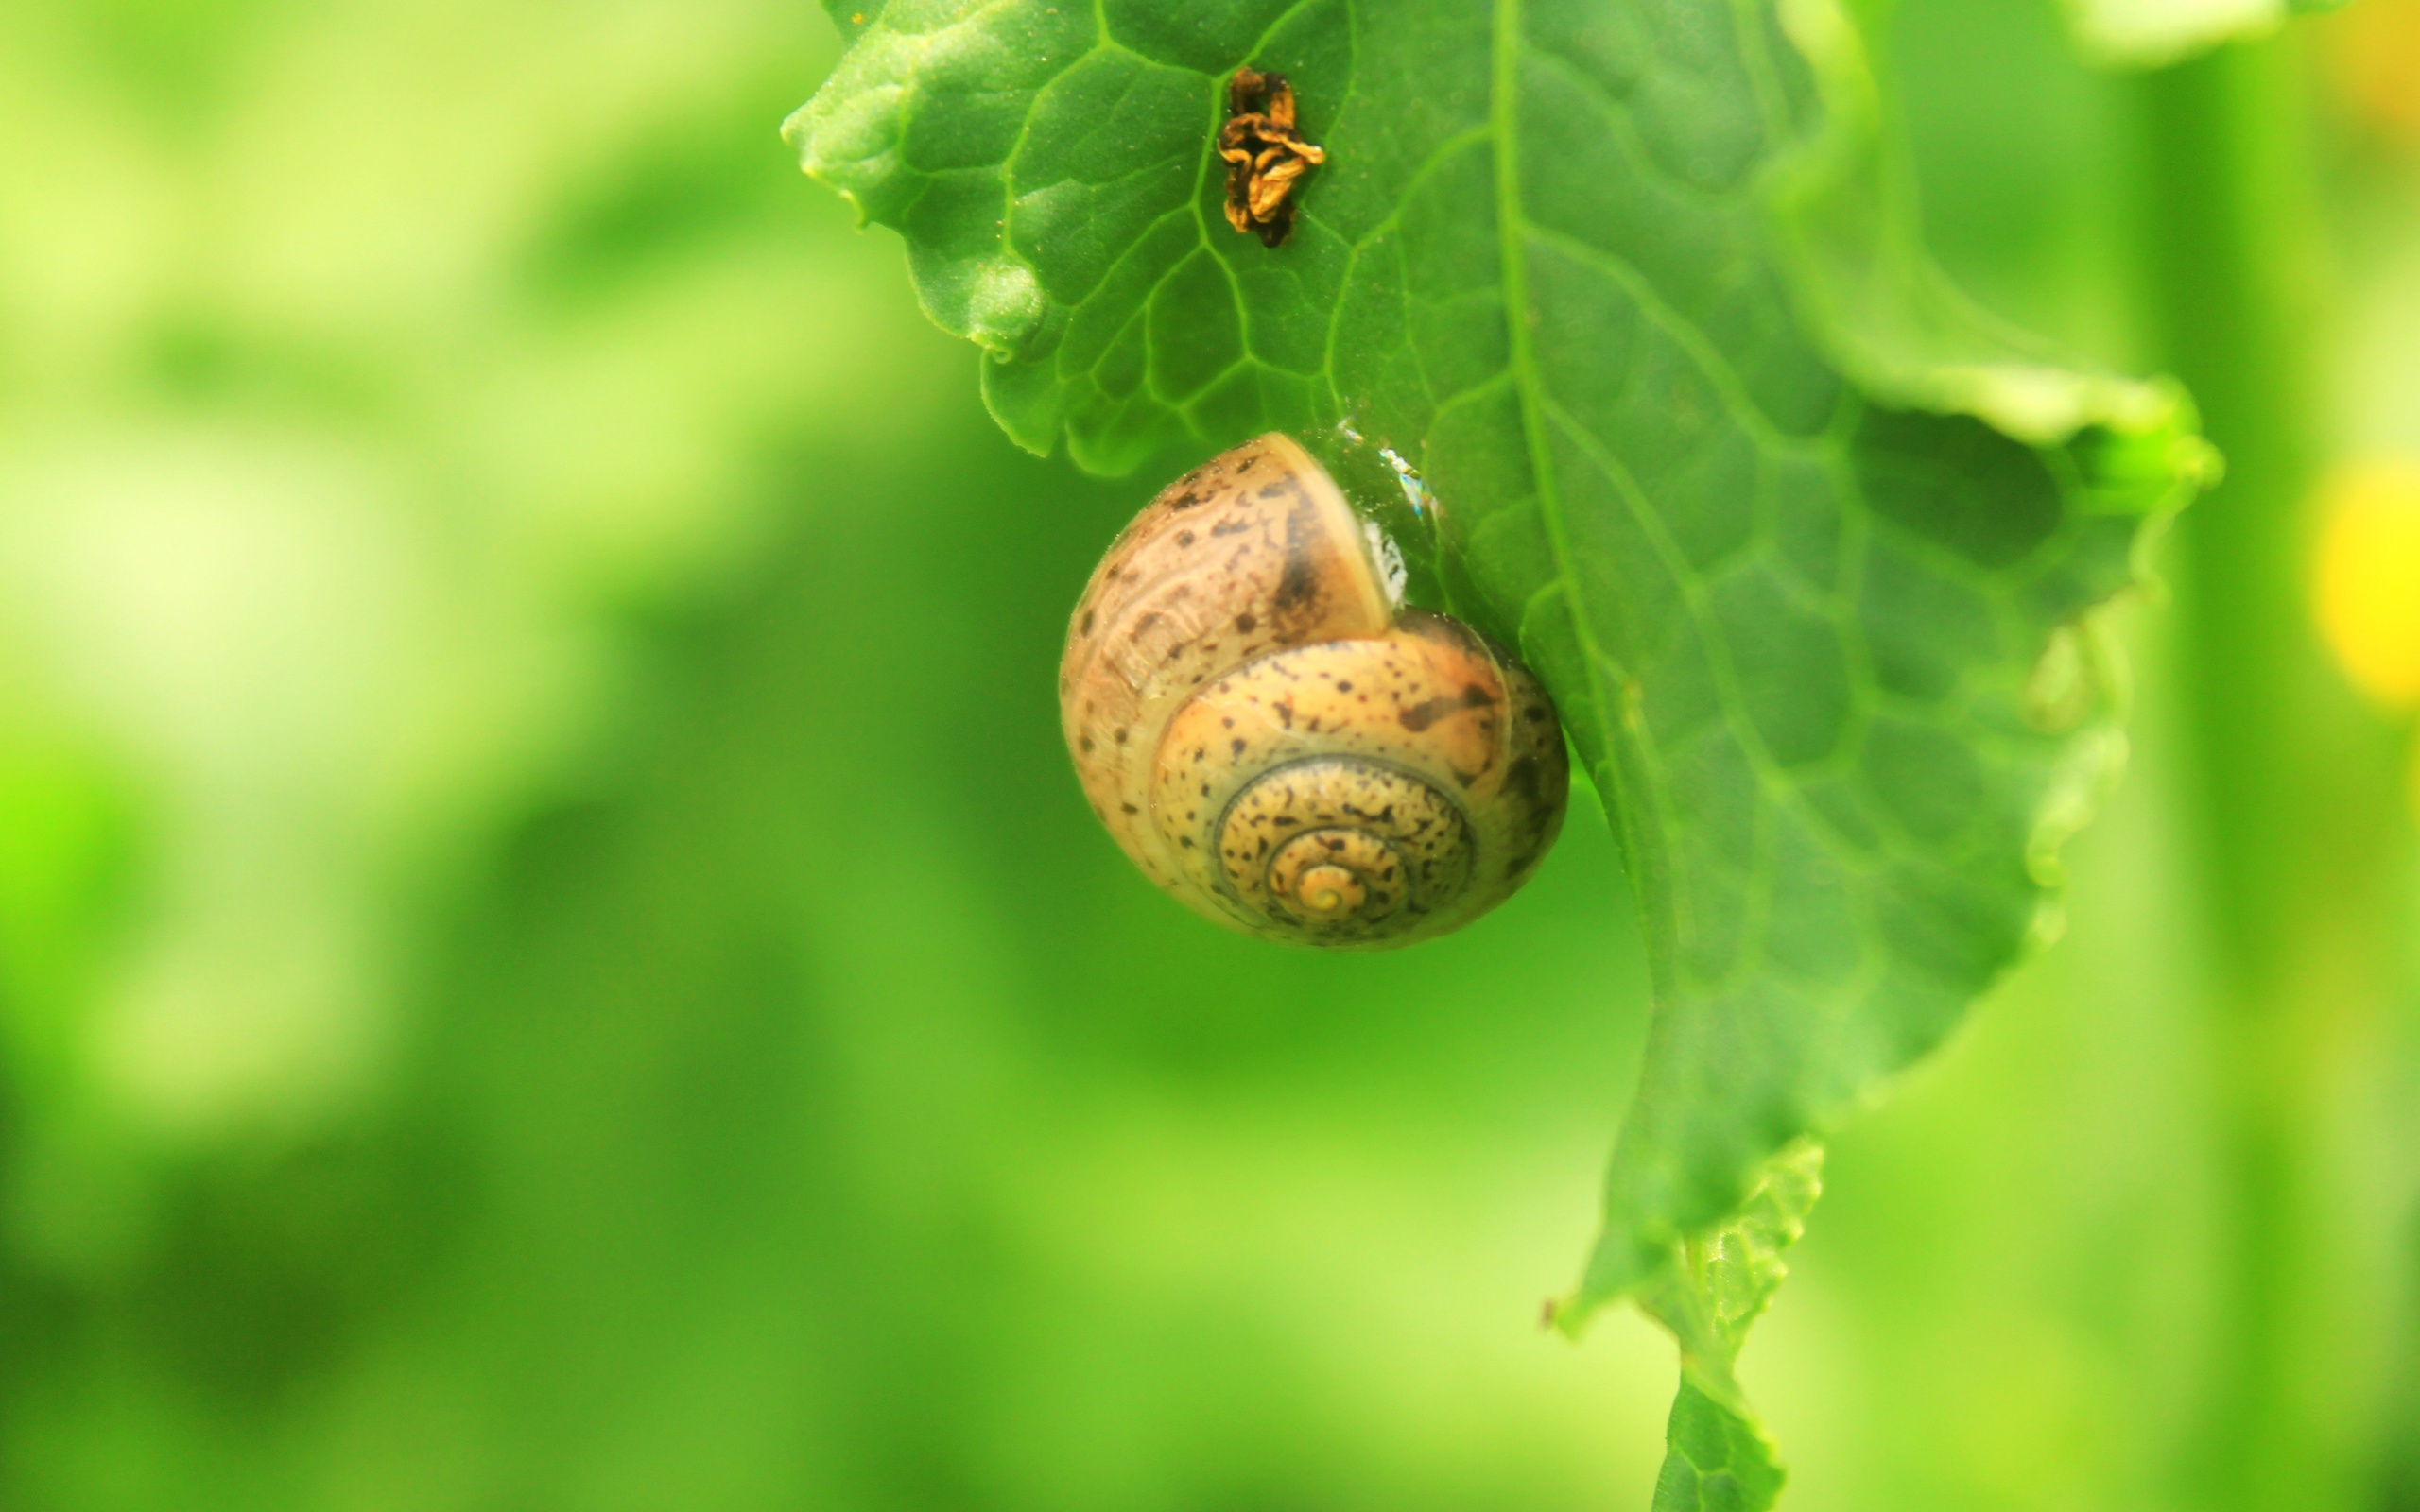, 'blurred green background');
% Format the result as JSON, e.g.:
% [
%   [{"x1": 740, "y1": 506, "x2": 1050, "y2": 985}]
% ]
[{"x1": 0, "y1": 0, "x2": 2415, "y2": 1508}]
